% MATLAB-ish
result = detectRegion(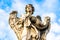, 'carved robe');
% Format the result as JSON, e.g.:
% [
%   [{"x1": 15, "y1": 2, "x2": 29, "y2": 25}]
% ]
[{"x1": 9, "y1": 11, "x2": 50, "y2": 40}]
